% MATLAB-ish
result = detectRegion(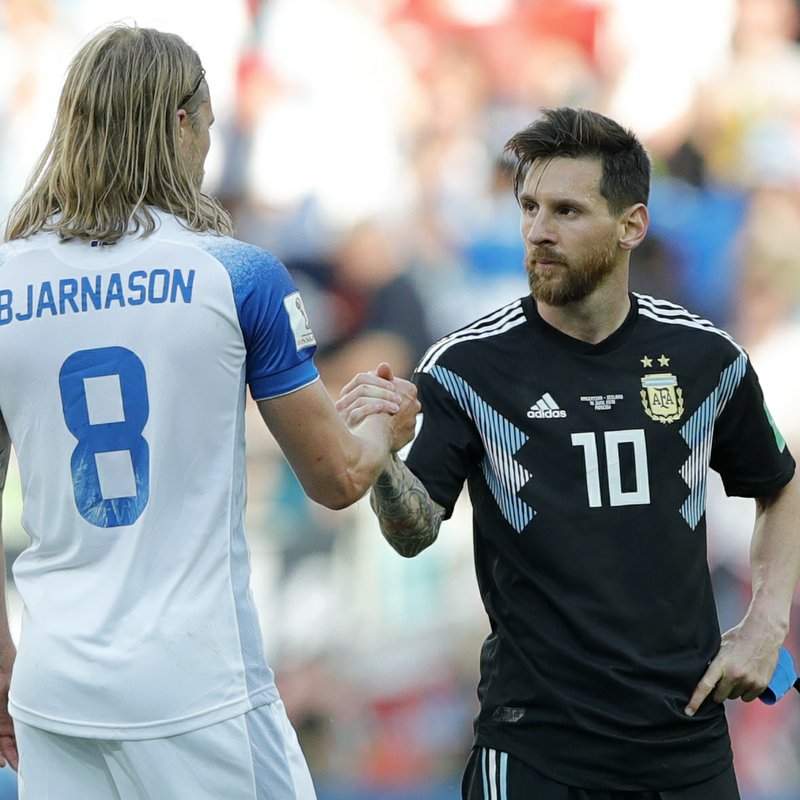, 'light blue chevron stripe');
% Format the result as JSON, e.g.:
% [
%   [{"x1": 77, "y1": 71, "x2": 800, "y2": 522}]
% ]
[
  {"x1": 679, "y1": 354, "x2": 748, "y2": 529},
  {"x1": 430, "y1": 365, "x2": 533, "y2": 533}
]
